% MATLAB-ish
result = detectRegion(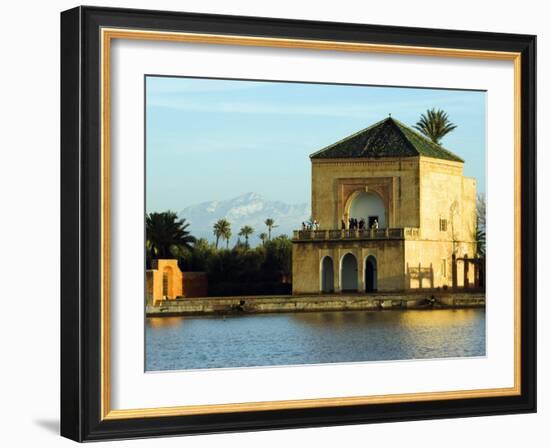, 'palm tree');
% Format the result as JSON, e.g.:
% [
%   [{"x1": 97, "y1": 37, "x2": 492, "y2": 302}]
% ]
[
  {"x1": 238, "y1": 225, "x2": 254, "y2": 248},
  {"x1": 476, "y1": 228, "x2": 486, "y2": 259},
  {"x1": 145, "y1": 211, "x2": 195, "y2": 260},
  {"x1": 259, "y1": 232, "x2": 268, "y2": 246},
  {"x1": 213, "y1": 218, "x2": 231, "y2": 250},
  {"x1": 413, "y1": 108, "x2": 457, "y2": 145},
  {"x1": 213, "y1": 222, "x2": 222, "y2": 249},
  {"x1": 225, "y1": 228, "x2": 232, "y2": 249},
  {"x1": 264, "y1": 218, "x2": 278, "y2": 240},
  {"x1": 476, "y1": 194, "x2": 486, "y2": 258}
]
